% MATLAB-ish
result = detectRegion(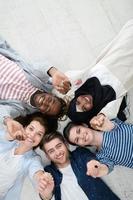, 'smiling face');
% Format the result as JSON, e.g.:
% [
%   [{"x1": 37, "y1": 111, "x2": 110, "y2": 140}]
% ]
[
  {"x1": 33, "y1": 93, "x2": 61, "y2": 116},
  {"x1": 24, "y1": 120, "x2": 45, "y2": 148},
  {"x1": 44, "y1": 138, "x2": 70, "y2": 168},
  {"x1": 69, "y1": 125, "x2": 94, "y2": 146},
  {"x1": 76, "y1": 94, "x2": 93, "y2": 112}
]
